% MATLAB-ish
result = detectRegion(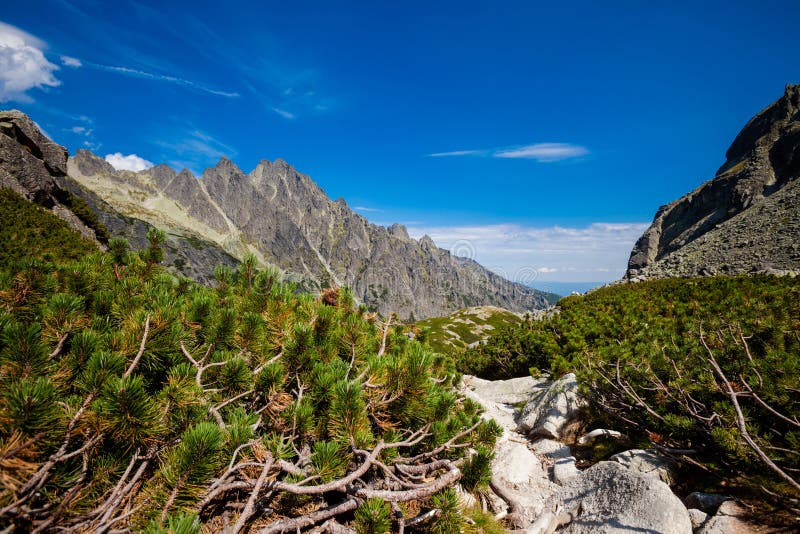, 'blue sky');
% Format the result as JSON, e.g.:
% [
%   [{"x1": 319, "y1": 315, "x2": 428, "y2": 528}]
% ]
[{"x1": 1, "y1": 1, "x2": 798, "y2": 284}]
